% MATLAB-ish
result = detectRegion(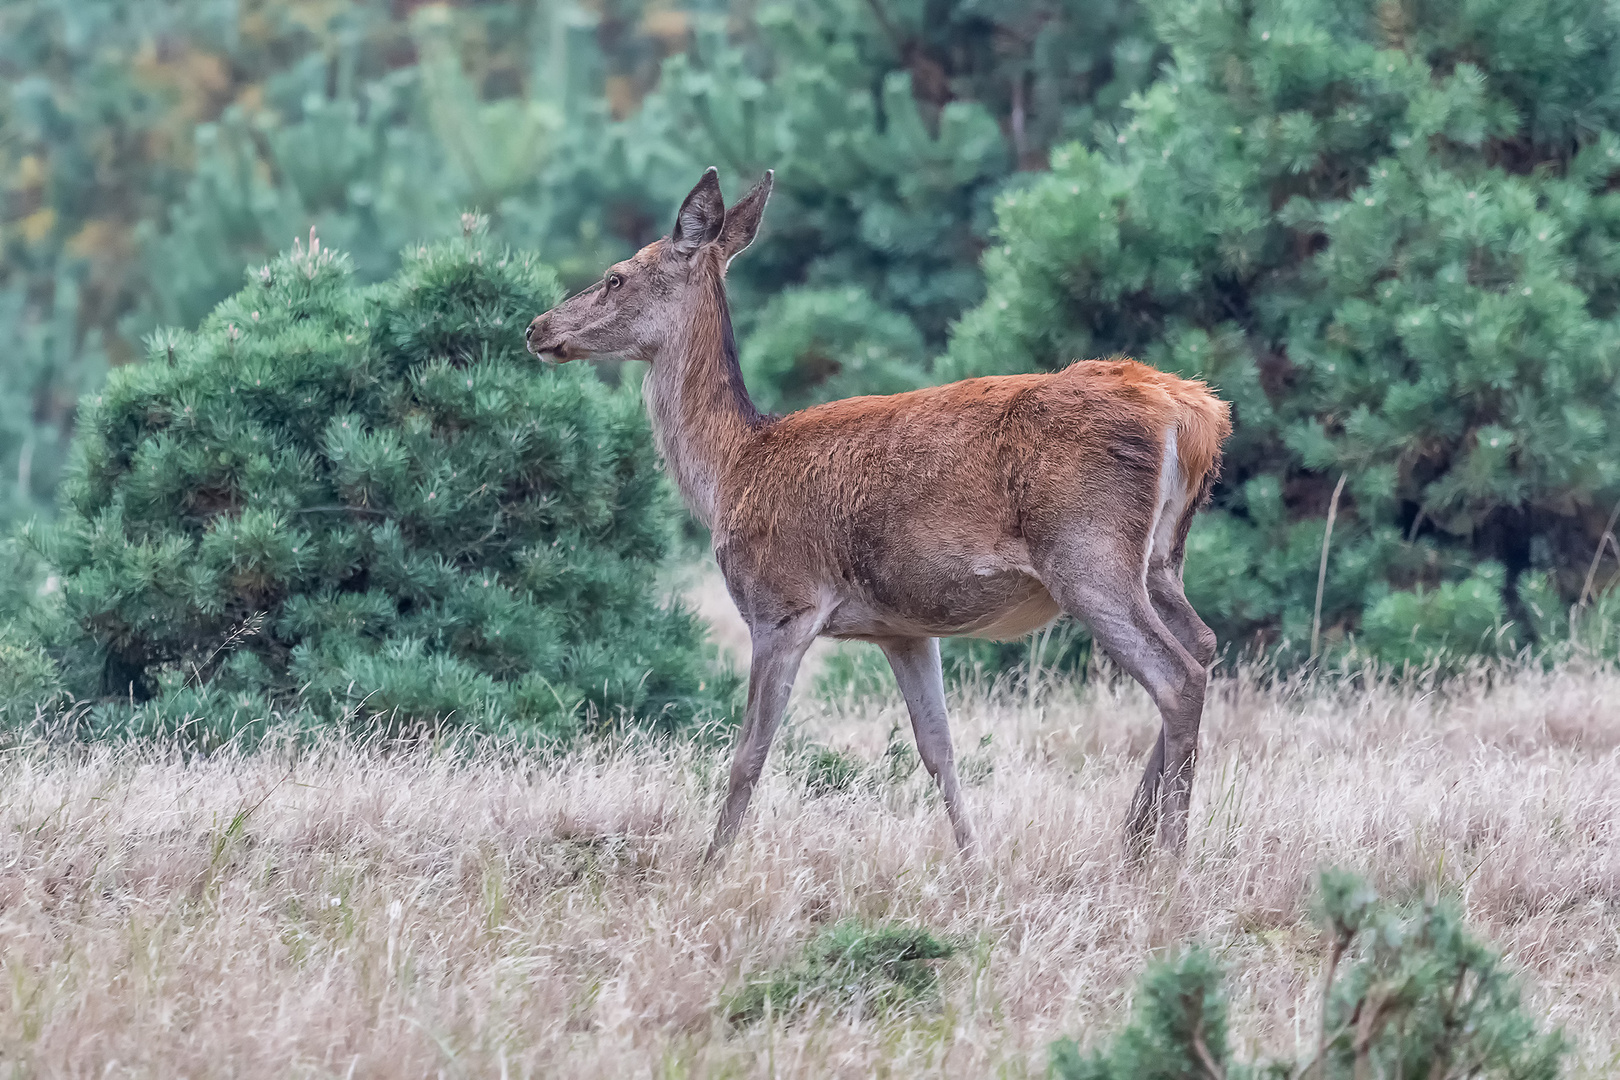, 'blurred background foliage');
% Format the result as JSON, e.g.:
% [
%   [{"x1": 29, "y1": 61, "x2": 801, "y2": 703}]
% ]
[
  {"x1": 6, "y1": 0, "x2": 1620, "y2": 720},
  {"x1": 0, "y1": 0, "x2": 1155, "y2": 525}
]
